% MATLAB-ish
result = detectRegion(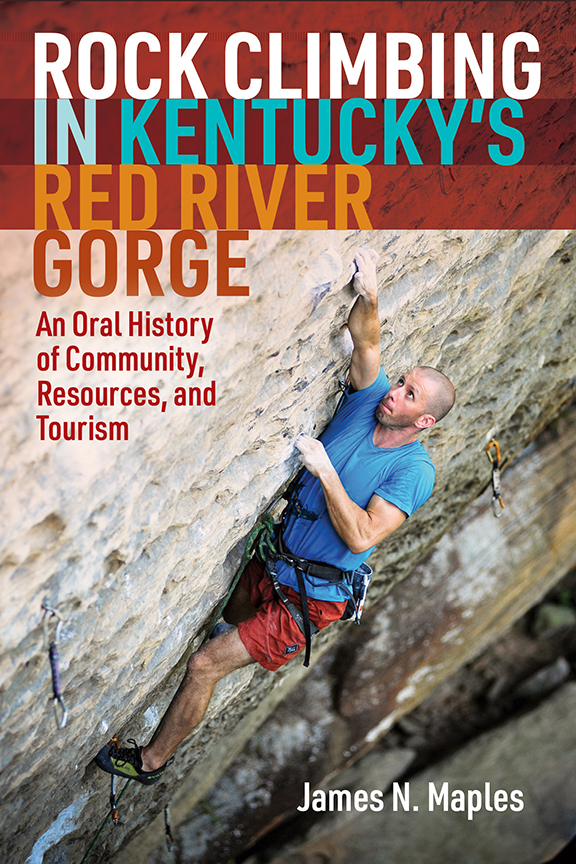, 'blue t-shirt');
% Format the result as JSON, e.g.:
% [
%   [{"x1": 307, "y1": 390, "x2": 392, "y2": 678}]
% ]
[{"x1": 277, "y1": 369, "x2": 435, "y2": 600}]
